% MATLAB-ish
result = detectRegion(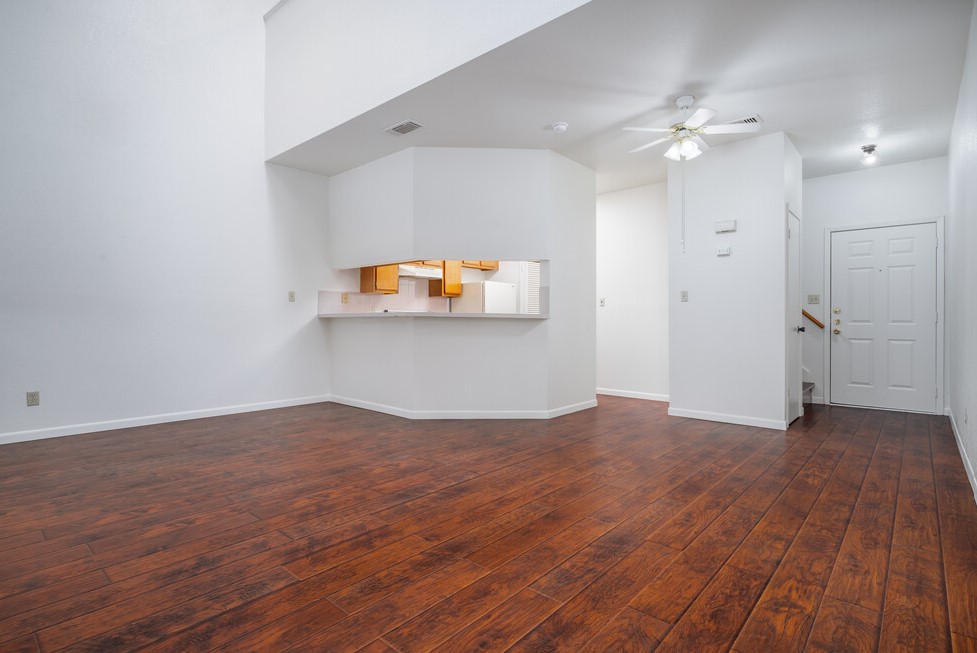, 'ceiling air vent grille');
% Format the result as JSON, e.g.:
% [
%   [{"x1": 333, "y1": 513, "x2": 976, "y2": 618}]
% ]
[
  {"x1": 384, "y1": 120, "x2": 423, "y2": 135},
  {"x1": 730, "y1": 114, "x2": 763, "y2": 125}
]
